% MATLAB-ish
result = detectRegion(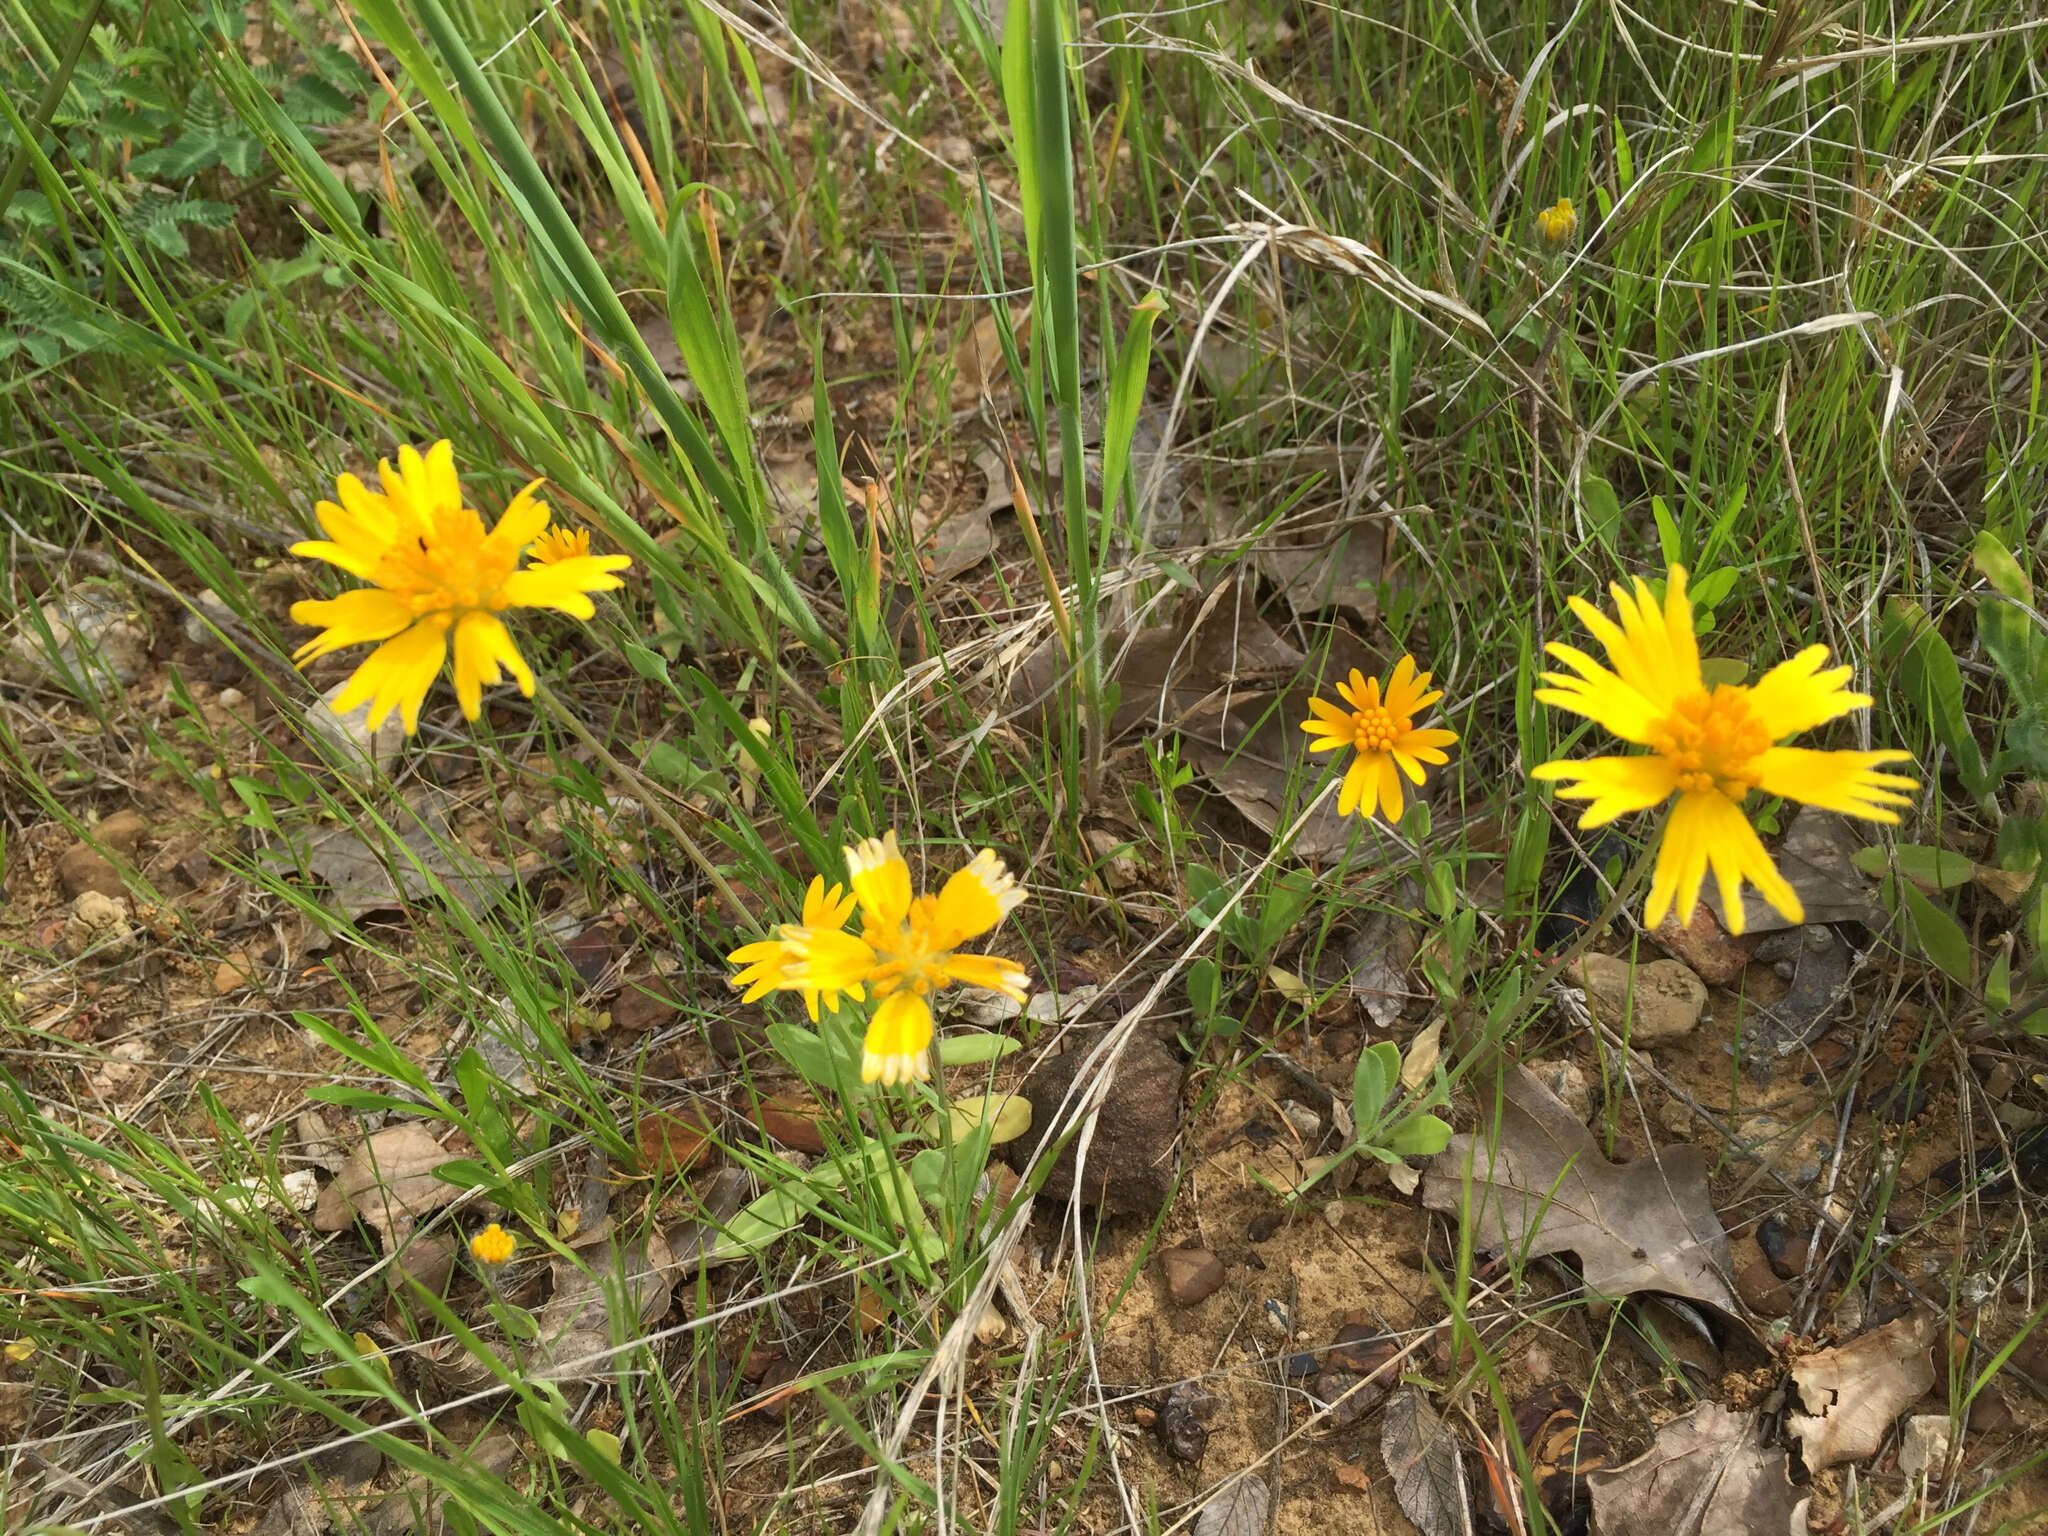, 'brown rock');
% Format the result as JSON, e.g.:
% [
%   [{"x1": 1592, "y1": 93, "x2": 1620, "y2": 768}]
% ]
[
  {"x1": 57, "y1": 843, "x2": 125, "y2": 899},
  {"x1": 1573, "y1": 953, "x2": 1707, "y2": 1042},
  {"x1": 1734, "y1": 1251, "x2": 1792, "y2": 1318},
  {"x1": 1651, "y1": 904, "x2": 1756, "y2": 986},
  {"x1": 214, "y1": 951, "x2": 259, "y2": 995},
  {"x1": 612, "y1": 979, "x2": 685, "y2": 1032},
  {"x1": 1161, "y1": 1246, "x2": 1225, "y2": 1306},
  {"x1": 95, "y1": 810, "x2": 150, "y2": 856},
  {"x1": 1004, "y1": 1033, "x2": 1185, "y2": 1215},
  {"x1": 753, "y1": 1097, "x2": 827, "y2": 1155}
]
